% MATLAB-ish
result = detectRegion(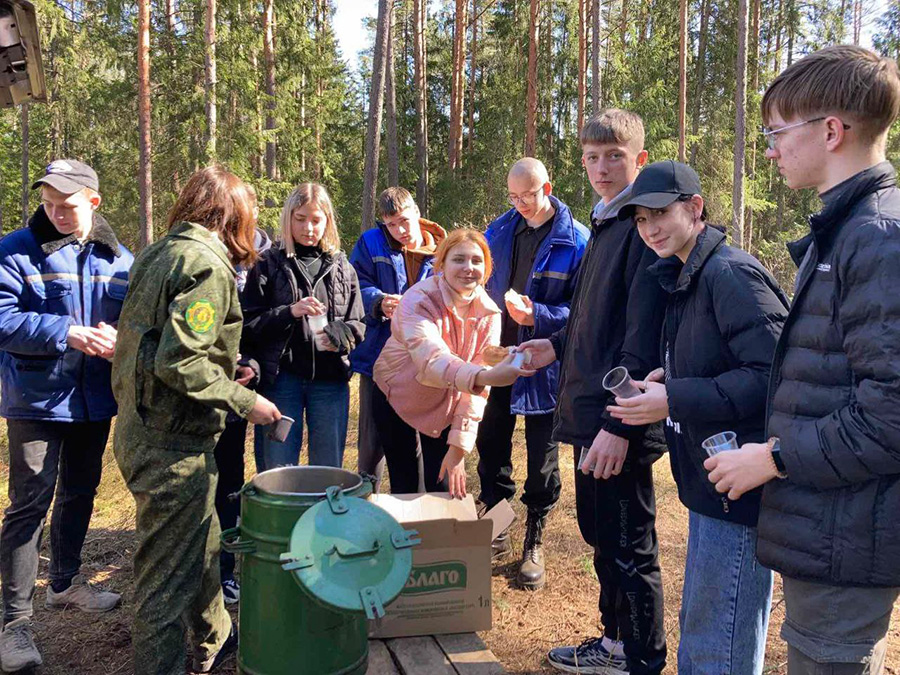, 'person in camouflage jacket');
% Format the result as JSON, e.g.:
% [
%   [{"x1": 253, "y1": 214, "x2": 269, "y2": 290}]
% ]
[{"x1": 111, "y1": 167, "x2": 280, "y2": 675}]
